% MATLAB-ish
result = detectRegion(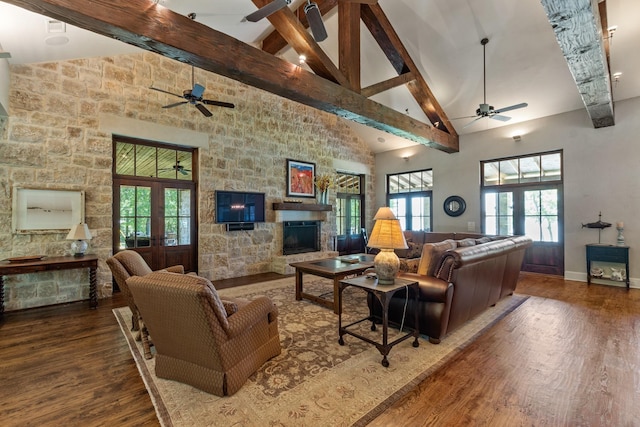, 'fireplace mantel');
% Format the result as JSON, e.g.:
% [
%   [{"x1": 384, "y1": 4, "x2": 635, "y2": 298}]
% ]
[{"x1": 273, "y1": 203, "x2": 332, "y2": 212}]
